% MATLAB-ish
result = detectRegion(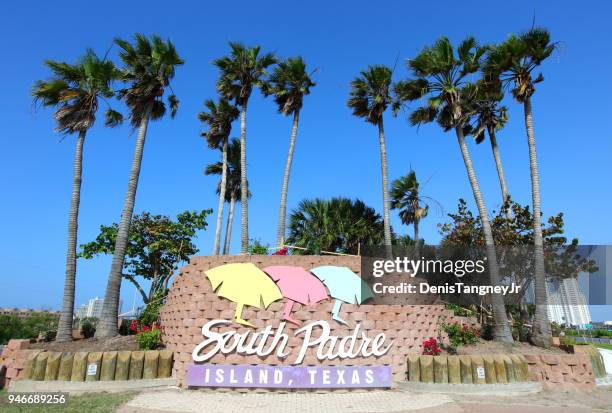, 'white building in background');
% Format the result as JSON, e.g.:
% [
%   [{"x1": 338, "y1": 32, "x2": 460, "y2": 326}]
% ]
[
  {"x1": 547, "y1": 276, "x2": 591, "y2": 328},
  {"x1": 74, "y1": 297, "x2": 122, "y2": 319}
]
